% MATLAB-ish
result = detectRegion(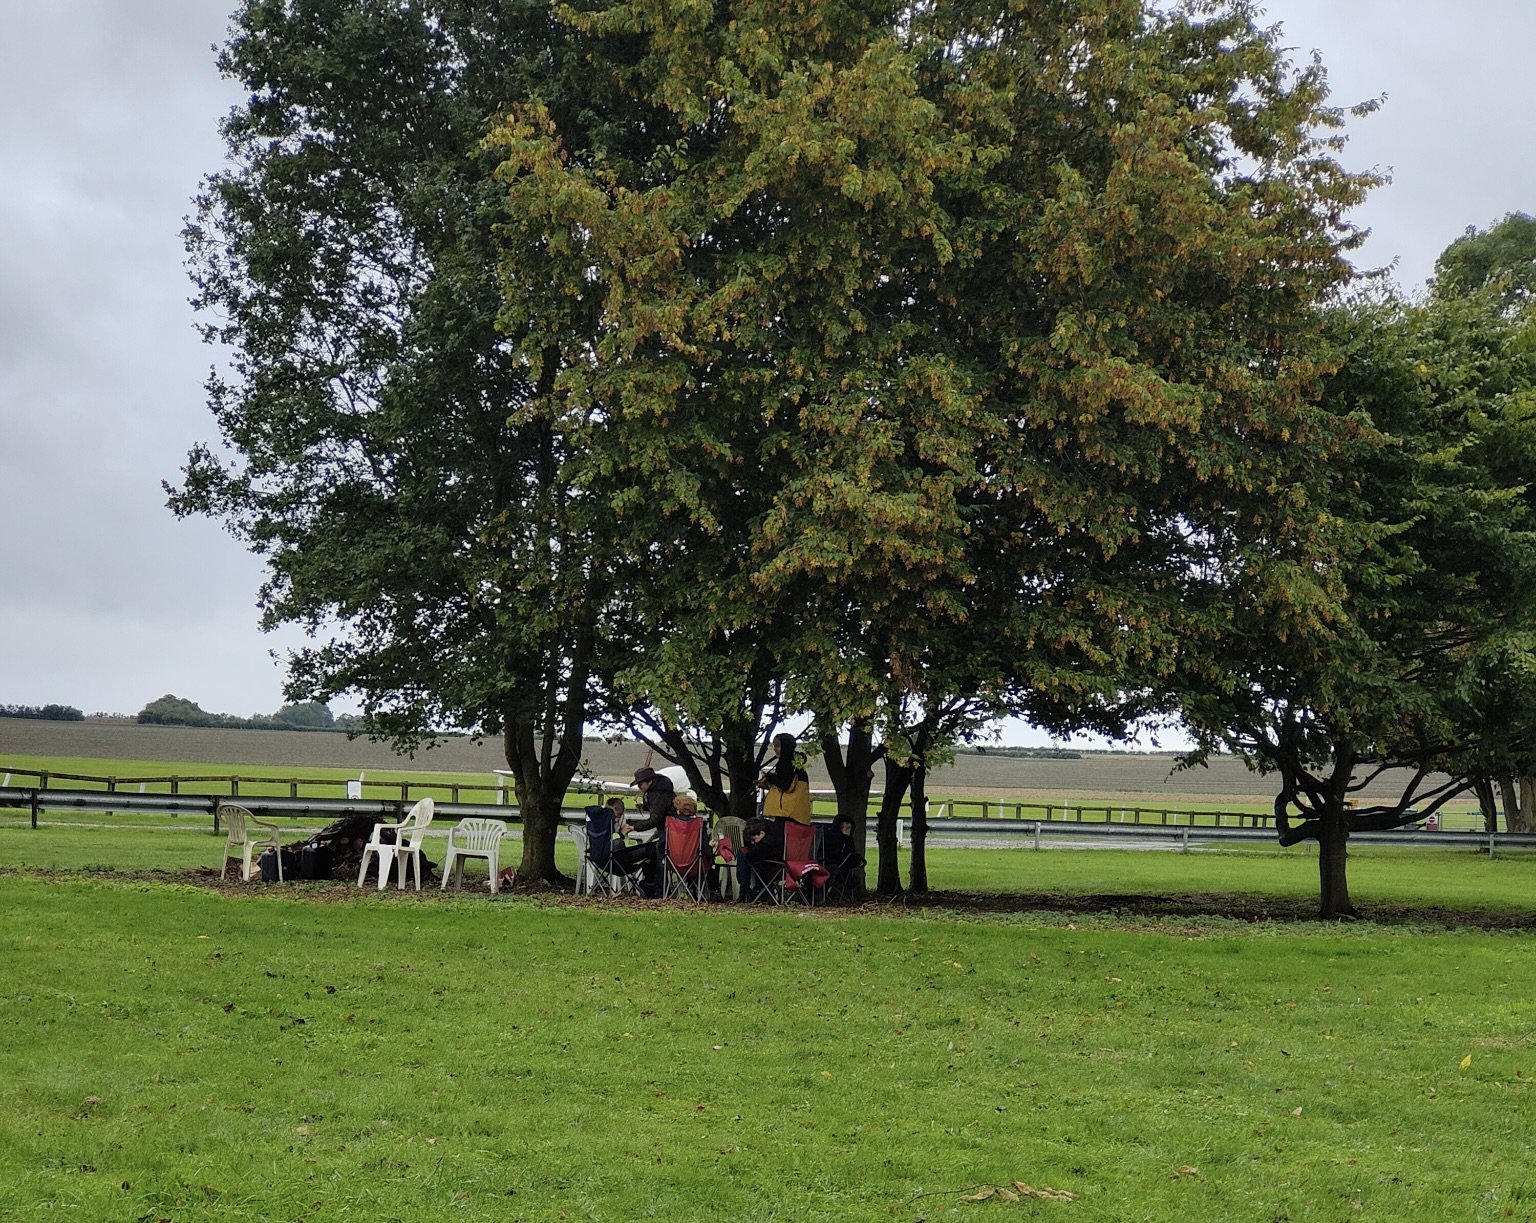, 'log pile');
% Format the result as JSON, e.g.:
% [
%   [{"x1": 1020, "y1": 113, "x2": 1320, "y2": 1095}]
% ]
[{"x1": 276, "y1": 813, "x2": 438, "y2": 884}]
